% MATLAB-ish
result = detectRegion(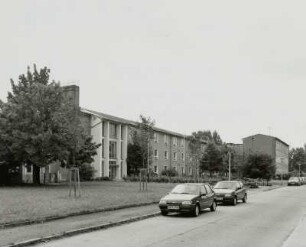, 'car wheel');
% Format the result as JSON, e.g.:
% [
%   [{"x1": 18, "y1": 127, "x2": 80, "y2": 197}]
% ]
[
  {"x1": 193, "y1": 204, "x2": 200, "y2": 217},
  {"x1": 161, "y1": 211, "x2": 168, "y2": 216},
  {"x1": 210, "y1": 201, "x2": 217, "y2": 212},
  {"x1": 232, "y1": 197, "x2": 237, "y2": 206},
  {"x1": 242, "y1": 194, "x2": 247, "y2": 203}
]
